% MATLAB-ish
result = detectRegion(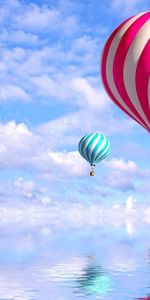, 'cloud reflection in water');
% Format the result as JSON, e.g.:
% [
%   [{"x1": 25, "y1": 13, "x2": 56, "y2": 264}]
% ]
[{"x1": 0, "y1": 202, "x2": 149, "y2": 299}]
